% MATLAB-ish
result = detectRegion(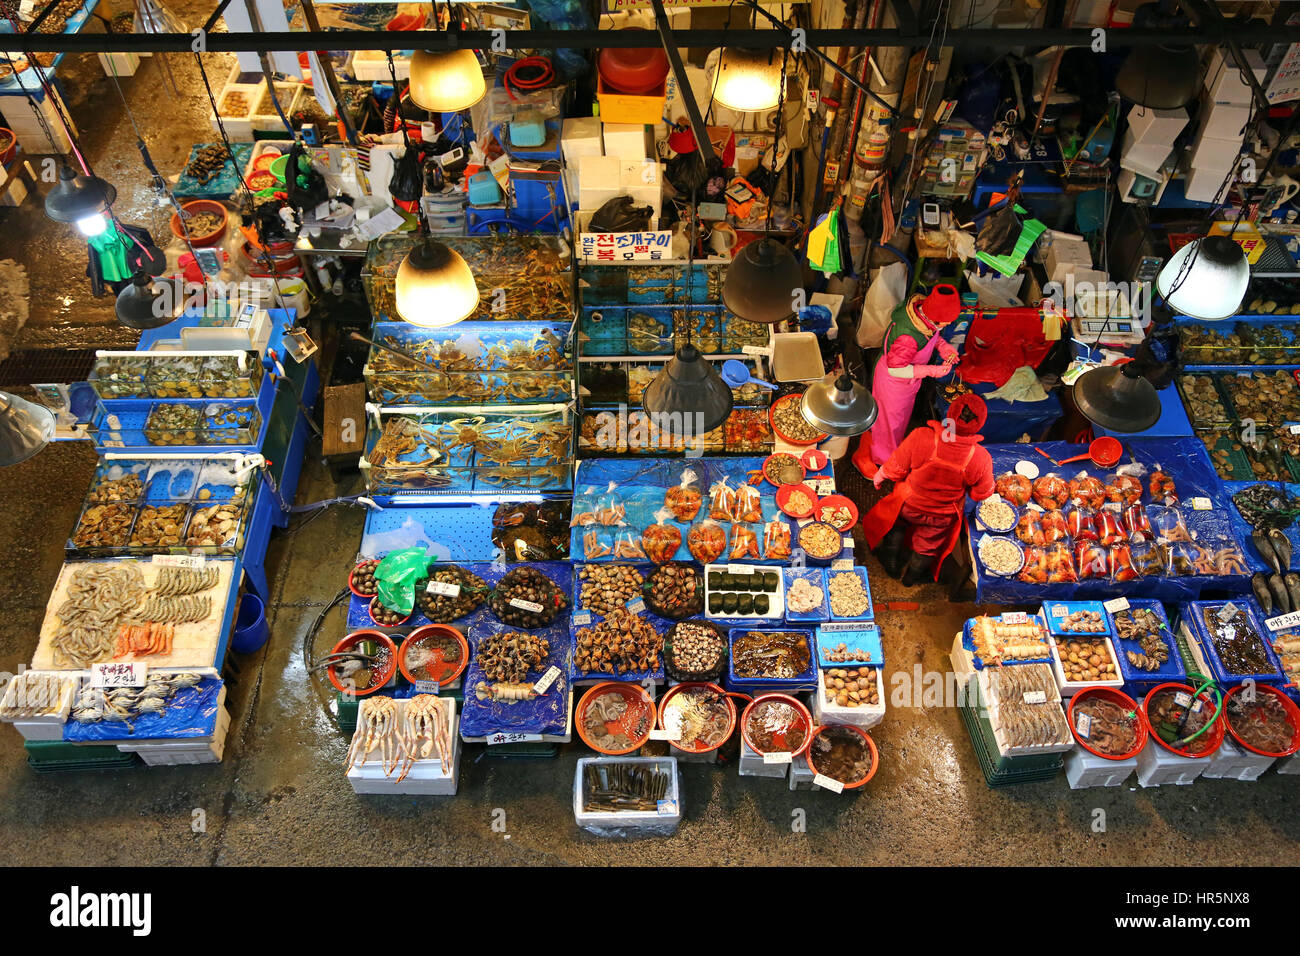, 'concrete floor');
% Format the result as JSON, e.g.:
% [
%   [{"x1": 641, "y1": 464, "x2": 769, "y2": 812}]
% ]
[{"x1": 0, "y1": 40, "x2": 1297, "y2": 866}]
